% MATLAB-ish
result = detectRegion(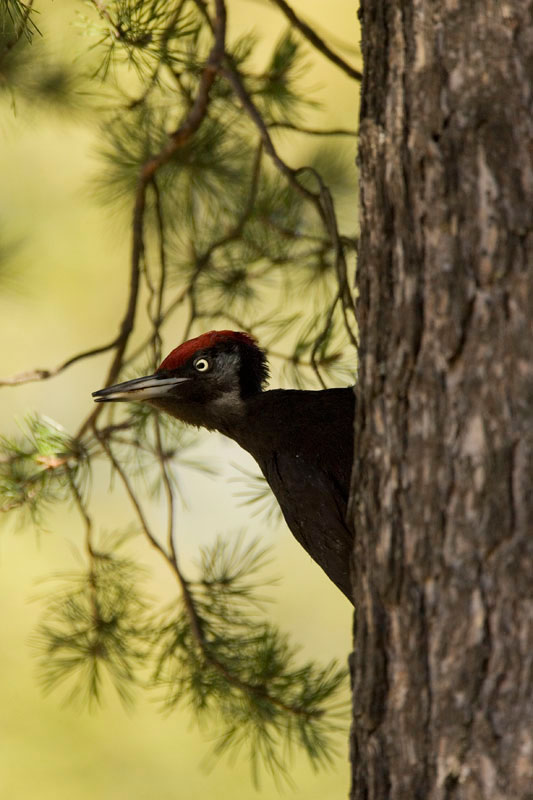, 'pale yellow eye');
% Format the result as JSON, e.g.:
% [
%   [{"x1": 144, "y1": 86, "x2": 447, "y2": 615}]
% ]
[{"x1": 194, "y1": 357, "x2": 210, "y2": 372}]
